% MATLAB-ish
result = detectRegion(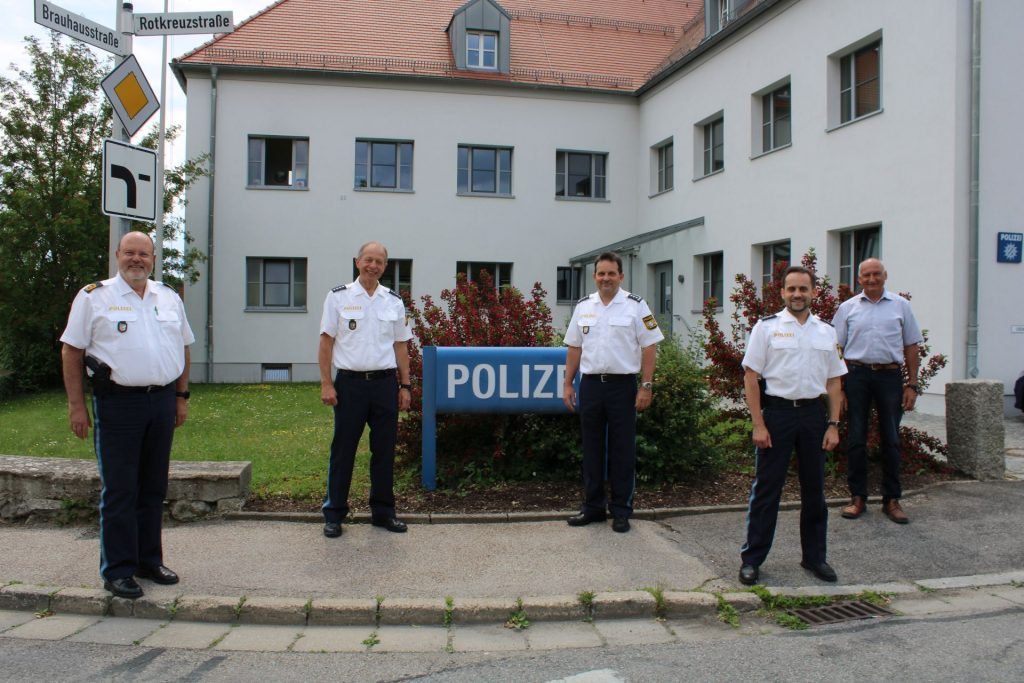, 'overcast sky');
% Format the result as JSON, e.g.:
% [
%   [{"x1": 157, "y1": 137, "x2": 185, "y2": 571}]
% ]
[{"x1": 3, "y1": 1, "x2": 273, "y2": 168}]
